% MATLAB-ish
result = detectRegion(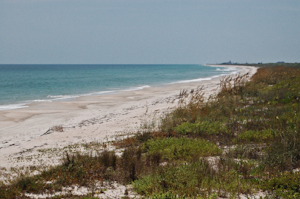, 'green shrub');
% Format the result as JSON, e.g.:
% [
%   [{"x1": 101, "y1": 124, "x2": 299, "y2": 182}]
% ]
[
  {"x1": 134, "y1": 159, "x2": 255, "y2": 198},
  {"x1": 237, "y1": 129, "x2": 276, "y2": 143},
  {"x1": 142, "y1": 137, "x2": 221, "y2": 161},
  {"x1": 265, "y1": 129, "x2": 300, "y2": 171},
  {"x1": 133, "y1": 160, "x2": 215, "y2": 197},
  {"x1": 225, "y1": 145, "x2": 264, "y2": 160},
  {"x1": 174, "y1": 121, "x2": 229, "y2": 136},
  {"x1": 0, "y1": 185, "x2": 21, "y2": 199},
  {"x1": 121, "y1": 146, "x2": 143, "y2": 182},
  {"x1": 259, "y1": 172, "x2": 300, "y2": 198},
  {"x1": 148, "y1": 191, "x2": 187, "y2": 199},
  {"x1": 15, "y1": 176, "x2": 44, "y2": 193}
]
